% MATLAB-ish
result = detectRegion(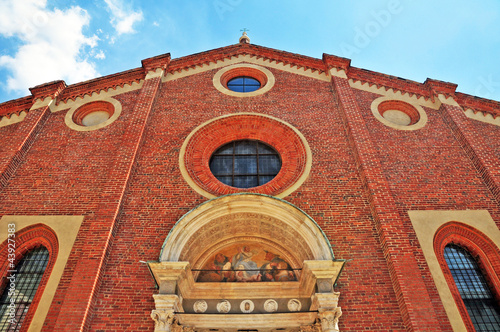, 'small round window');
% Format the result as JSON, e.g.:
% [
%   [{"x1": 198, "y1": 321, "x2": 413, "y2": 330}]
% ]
[
  {"x1": 209, "y1": 140, "x2": 281, "y2": 188},
  {"x1": 227, "y1": 76, "x2": 261, "y2": 93}
]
